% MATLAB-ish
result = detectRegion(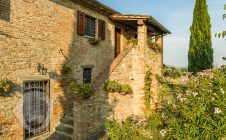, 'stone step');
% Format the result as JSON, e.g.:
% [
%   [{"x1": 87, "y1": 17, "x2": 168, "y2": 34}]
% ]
[
  {"x1": 63, "y1": 113, "x2": 73, "y2": 120},
  {"x1": 49, "y1": 132, "x2": 73, "y2": 140},
  {"x1": 60, "y1": 118, "x2": 74, "y2": 129},
  {"x1": 55, "y1": 125, "x2": 73, "y2": 139}
]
